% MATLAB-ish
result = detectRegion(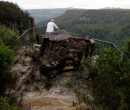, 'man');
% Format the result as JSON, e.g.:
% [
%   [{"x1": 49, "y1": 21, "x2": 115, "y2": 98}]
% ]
[{"x1": 46, "y1": 19, "x2": 59, "y2": 34}]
